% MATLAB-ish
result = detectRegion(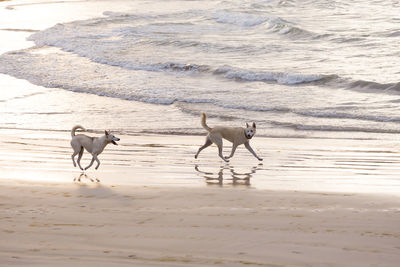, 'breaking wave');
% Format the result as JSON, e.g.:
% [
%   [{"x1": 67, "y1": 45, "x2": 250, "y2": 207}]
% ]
[
  {"x1": 212, "y1": 10, "x2": 320, "y2": 38},
  {"x1": 350, "y1": 80, "x2": 400, "y2": 92},
  {"x1": 214, "y1": 66, "x2": 337, "y2": 85}
]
